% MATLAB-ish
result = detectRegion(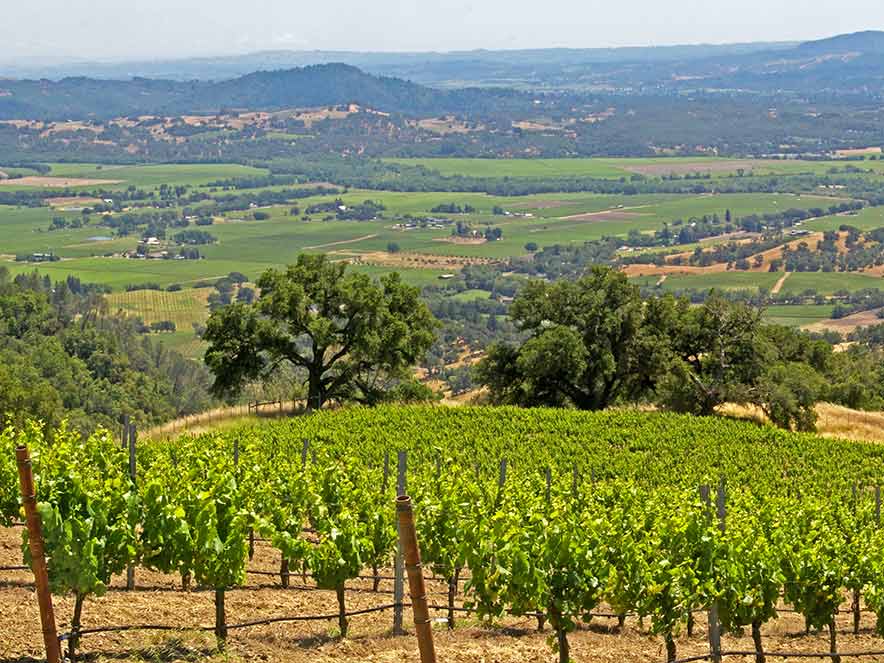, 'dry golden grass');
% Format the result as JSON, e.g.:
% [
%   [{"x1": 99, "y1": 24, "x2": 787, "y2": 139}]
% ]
[{"x1": 719, "y1": 402, "x2": 884, "y2": 443}]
